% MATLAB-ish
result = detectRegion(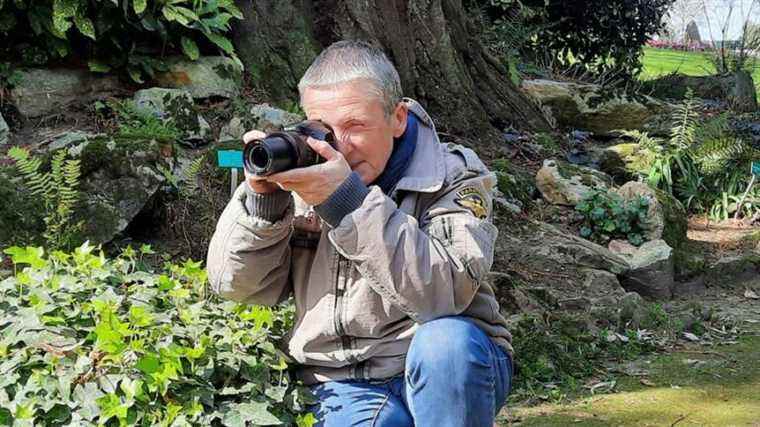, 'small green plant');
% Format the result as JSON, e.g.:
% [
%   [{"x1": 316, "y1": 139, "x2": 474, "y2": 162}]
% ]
[
  {"x1": 7, "y1": 147, "x2": 83, "y2": 250},
  {"x1": 0, "y1": 1, "x2": 243, "y2": 83},
  {"x1": 575, "y1": 188, "x2": 650, "y2": 246},
  {"x1": 0, "y1": 242, "x2": 316, "y2": 425},
  {"x1": 112, "y1": 99, "x2": 181, "y2": 143},
  {"x1": 0, "y1": 61, "x2": 22, "y2": 102}
]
